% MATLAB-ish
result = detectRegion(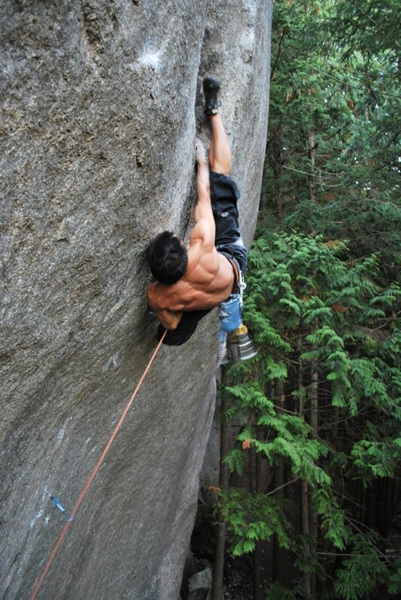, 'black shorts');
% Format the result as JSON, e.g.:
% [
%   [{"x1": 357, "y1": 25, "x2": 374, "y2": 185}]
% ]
[{"x1": 210, "y1": 171, "x2": 248, "y2": 273}]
